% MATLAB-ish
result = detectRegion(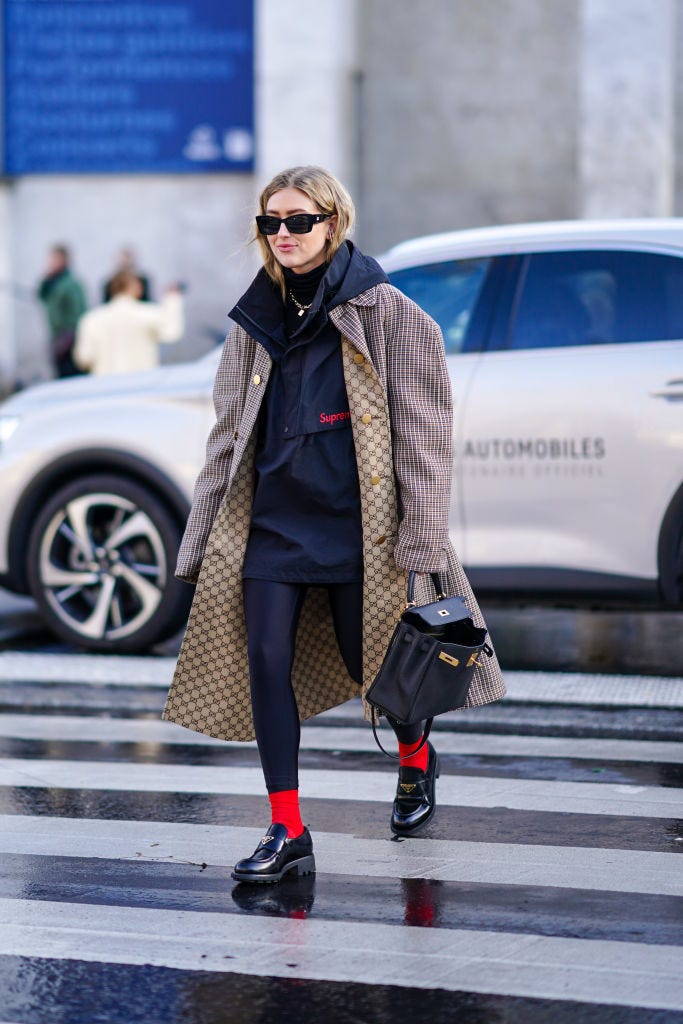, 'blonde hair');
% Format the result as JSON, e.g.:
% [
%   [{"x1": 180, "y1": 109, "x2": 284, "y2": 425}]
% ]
[{"x1": 254, "y1": 166, "x2": 356, "y2": 298}]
